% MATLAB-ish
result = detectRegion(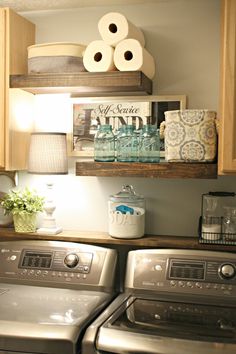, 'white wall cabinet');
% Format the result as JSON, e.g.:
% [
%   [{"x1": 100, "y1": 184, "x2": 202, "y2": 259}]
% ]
[{"x1": 0, "y1": 8, "x2": 35, "y2": 171}]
